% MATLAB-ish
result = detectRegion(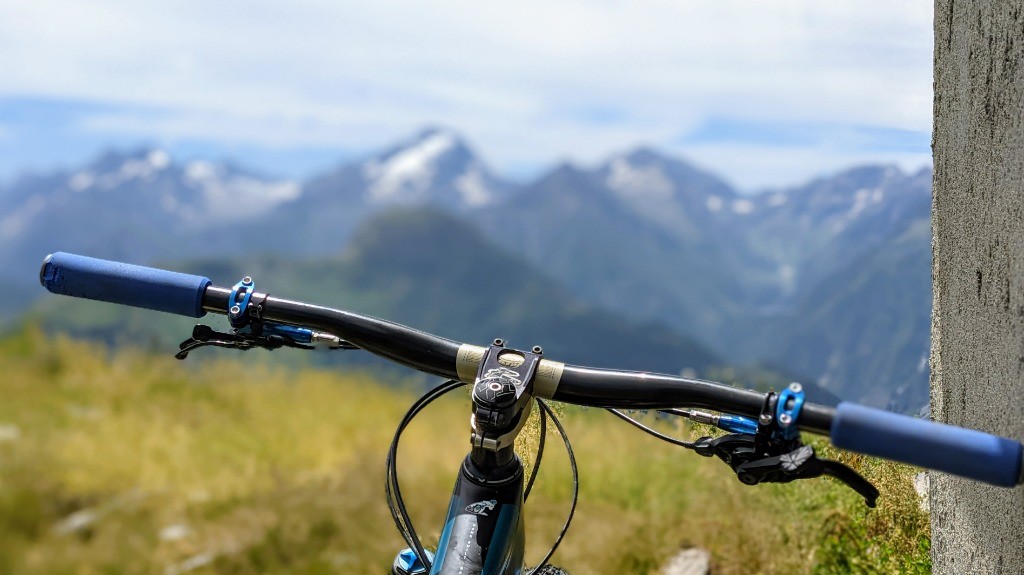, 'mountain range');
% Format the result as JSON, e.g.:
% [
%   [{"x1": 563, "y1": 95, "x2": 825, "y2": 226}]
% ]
[{"x1": 0, "y1": 127, "x2": 931, "y2": 411}]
